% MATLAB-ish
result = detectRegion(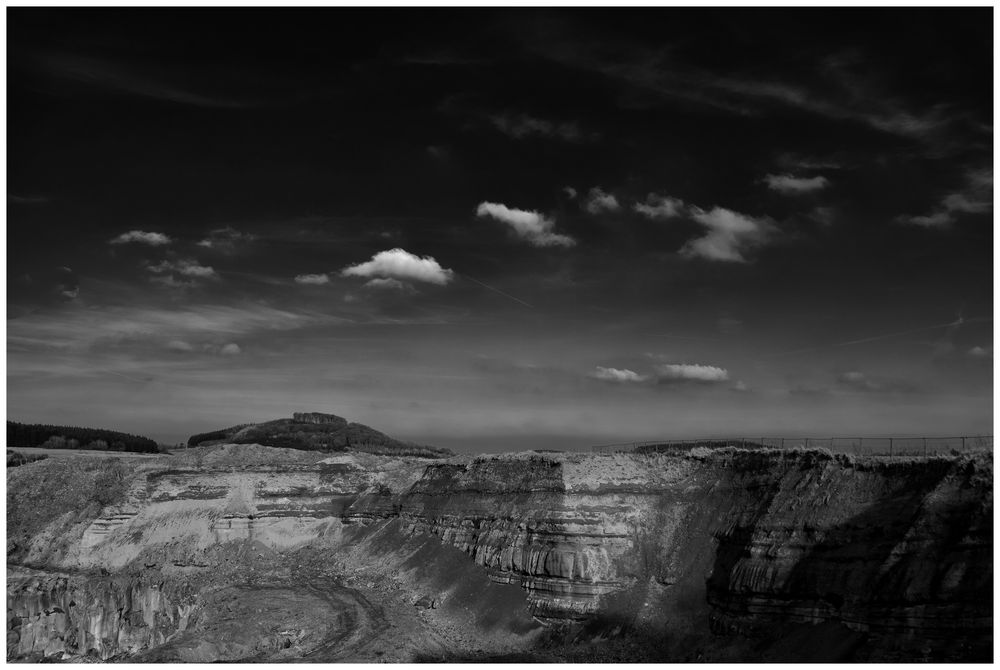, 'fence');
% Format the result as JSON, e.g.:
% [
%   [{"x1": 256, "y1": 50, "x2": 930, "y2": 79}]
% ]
[{"x1": 588, "y1": 435, "x2": 993, "y2": 457}]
